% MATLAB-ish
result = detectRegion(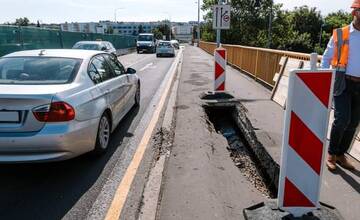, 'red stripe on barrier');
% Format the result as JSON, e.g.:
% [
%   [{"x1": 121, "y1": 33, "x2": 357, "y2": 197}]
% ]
[
  {"x1": 217, "y1": 82, "x2": 225, "y2": 91},
  {"x1": 297, "y1": 72, "x2": 332, "y2": 107},
  {"x1": 215, "y1": 62, "x2": 224, "y2": 77},
  {"x1": 289, "y1": 112, "x2": 323, "y2": 174},
  {"x1": 216, "y1": 49, "x2": 226, "y2": 59},
  {"x1": 284, "y1": 178, "x2": 315, "y2": 207}
]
